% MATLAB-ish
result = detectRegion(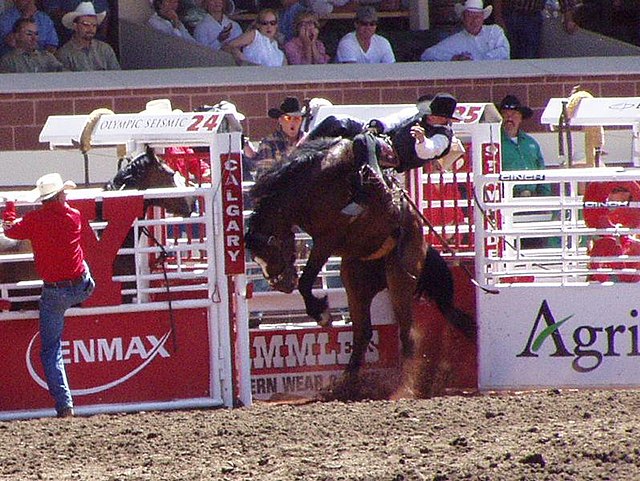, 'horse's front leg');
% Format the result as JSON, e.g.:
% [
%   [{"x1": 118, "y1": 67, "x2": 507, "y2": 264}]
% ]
[{"x1": 298, "y1": 245, "x2": 333, "y2": 326}]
